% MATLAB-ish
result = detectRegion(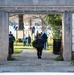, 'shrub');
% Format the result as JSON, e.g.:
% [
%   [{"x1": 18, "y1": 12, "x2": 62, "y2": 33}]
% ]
[
  {"x1": 55, "y1": 56, "x2": 63, "y2": 61},
  {"x1": 71, "y1": 60, "x2": 74, "y2": 65},
  {"x1": 7, "y1": 57, "x2": 16, "y2": 61},
  {"x1": 14, "y1": 49, "x2": 23, "y2": 54}
]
